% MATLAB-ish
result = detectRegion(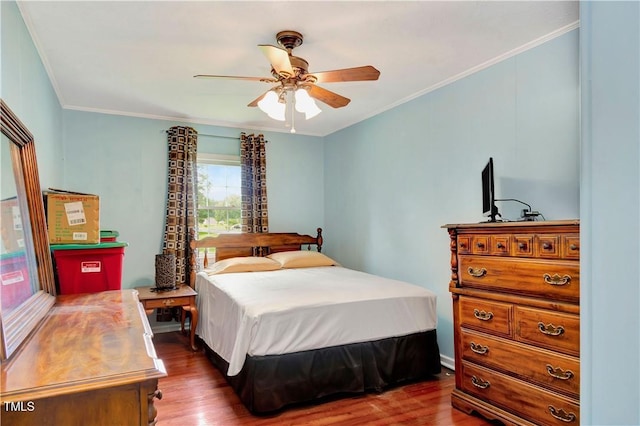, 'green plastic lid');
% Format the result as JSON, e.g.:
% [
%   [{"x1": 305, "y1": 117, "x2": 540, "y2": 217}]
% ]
[
  {"x1": 100, "y1": 230, "x2": 120, "y2": 238},
  {"x1": 50, "y1": 241, "x2": 128, "y2": 250}
]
